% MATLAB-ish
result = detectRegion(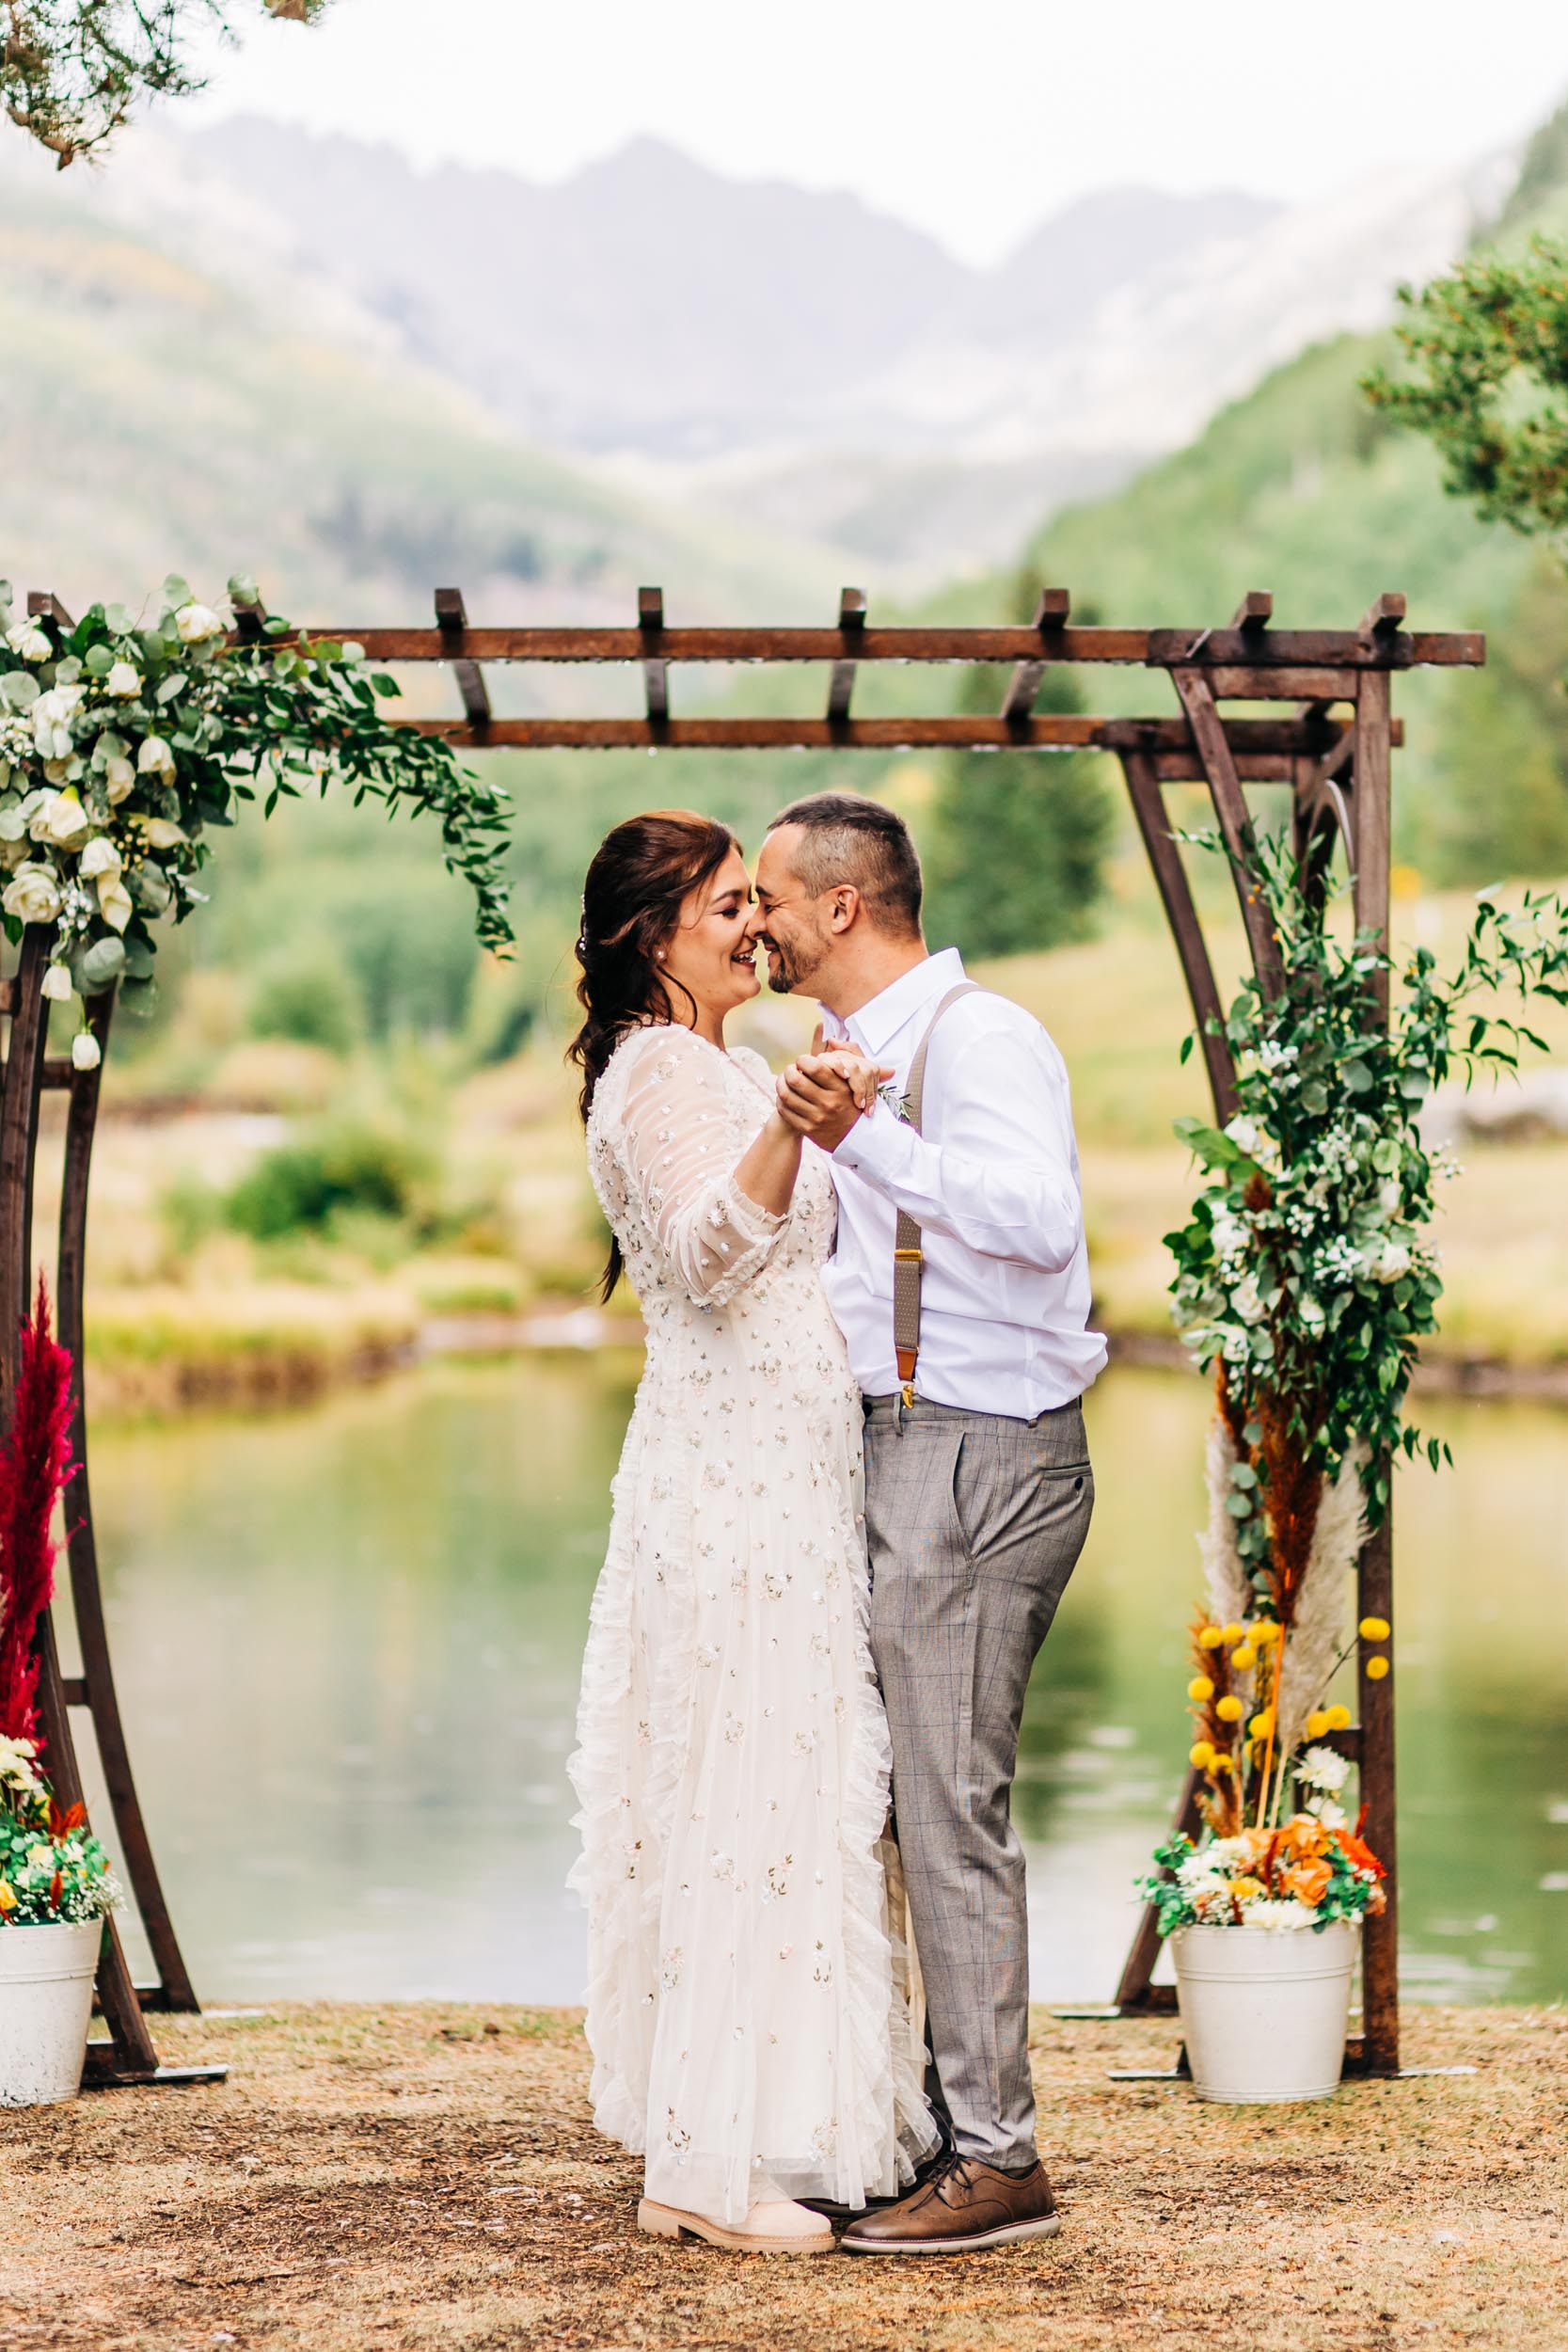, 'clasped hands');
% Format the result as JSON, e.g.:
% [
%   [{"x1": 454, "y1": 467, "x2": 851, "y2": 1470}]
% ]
[{"x1": 776, "y1": 1025, "x2": 894, "y2": 1153}]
